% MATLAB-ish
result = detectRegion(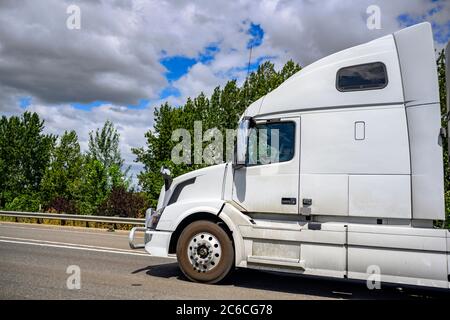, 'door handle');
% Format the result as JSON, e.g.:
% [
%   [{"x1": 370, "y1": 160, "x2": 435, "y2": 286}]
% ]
[{"x1": 281, "y1": 197, "x2": 297, "y2": 205}]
